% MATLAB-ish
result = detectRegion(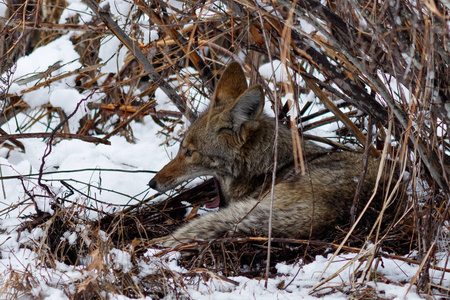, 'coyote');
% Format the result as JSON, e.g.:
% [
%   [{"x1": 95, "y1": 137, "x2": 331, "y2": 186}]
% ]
[{"x1": 149, "y1": 62, "x2": 388, "y2": 247}]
